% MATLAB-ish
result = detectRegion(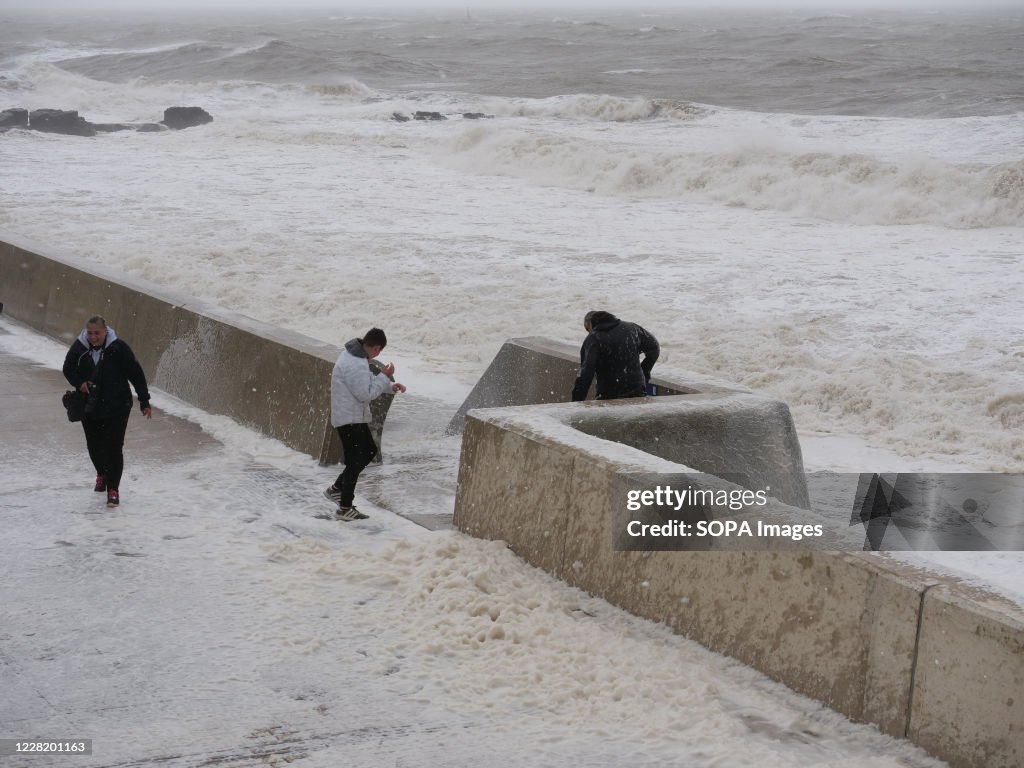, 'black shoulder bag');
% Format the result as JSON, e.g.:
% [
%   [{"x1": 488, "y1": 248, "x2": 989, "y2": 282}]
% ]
[{"x1": 62, "y1": 389, "x2": 87, "y2": 422}]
